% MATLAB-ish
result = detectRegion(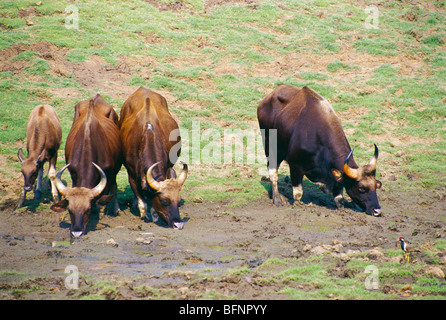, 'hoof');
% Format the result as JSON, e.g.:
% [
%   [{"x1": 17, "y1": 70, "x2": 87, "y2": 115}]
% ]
[
  {"x1": 15, "y1": 197, "x2": 25, "y2": 210},
  {"x1": 273, "y1": 195, "x2": 283, "y2": 206},
  {"x1": 150, "y1": 208, "x2": 159, "y2": 222}
]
